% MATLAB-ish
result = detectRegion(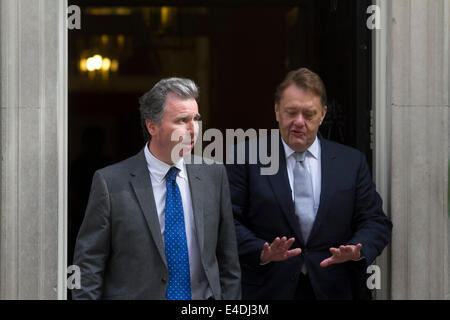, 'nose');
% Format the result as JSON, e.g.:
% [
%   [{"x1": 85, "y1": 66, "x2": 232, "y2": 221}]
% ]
[
  {"x1": 186, "y1": 119, "x2": 194, "y2": 132},
  {"x1": 186, "y1": 119, "x2": 197, "y2": 137},
  {"x1": 293, "y1": 114, "x2": 306, "y2": 127}
]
